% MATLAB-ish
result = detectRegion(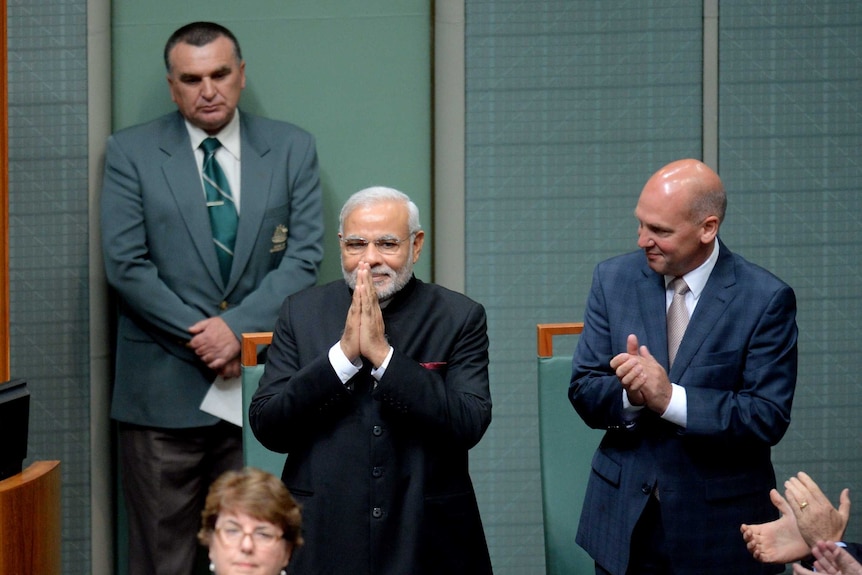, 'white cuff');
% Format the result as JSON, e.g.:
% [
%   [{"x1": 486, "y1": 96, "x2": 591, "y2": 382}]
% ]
[
  {"x1": 370, "y1": 347, "x2": 394, "y2": 381},
  {"x1": 328, "y1": 342, "x2": 361, "y2": 384},
  {"x1": 660, "y1": 383, "x2": 687, "y2": 427}
]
